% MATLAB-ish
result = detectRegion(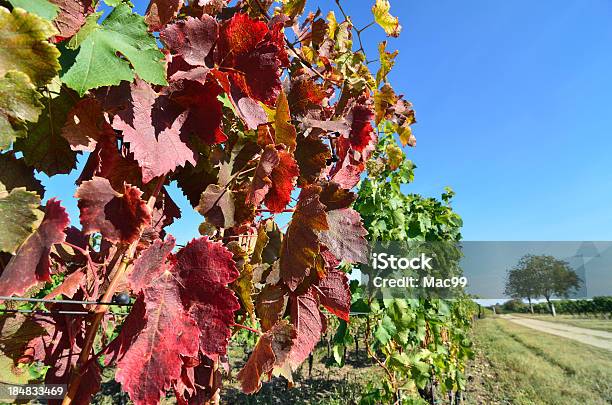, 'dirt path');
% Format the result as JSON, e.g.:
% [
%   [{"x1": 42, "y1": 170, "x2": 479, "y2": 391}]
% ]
[{"x1": 500, "y1": 315, "x2": 612, "y2": 351}]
